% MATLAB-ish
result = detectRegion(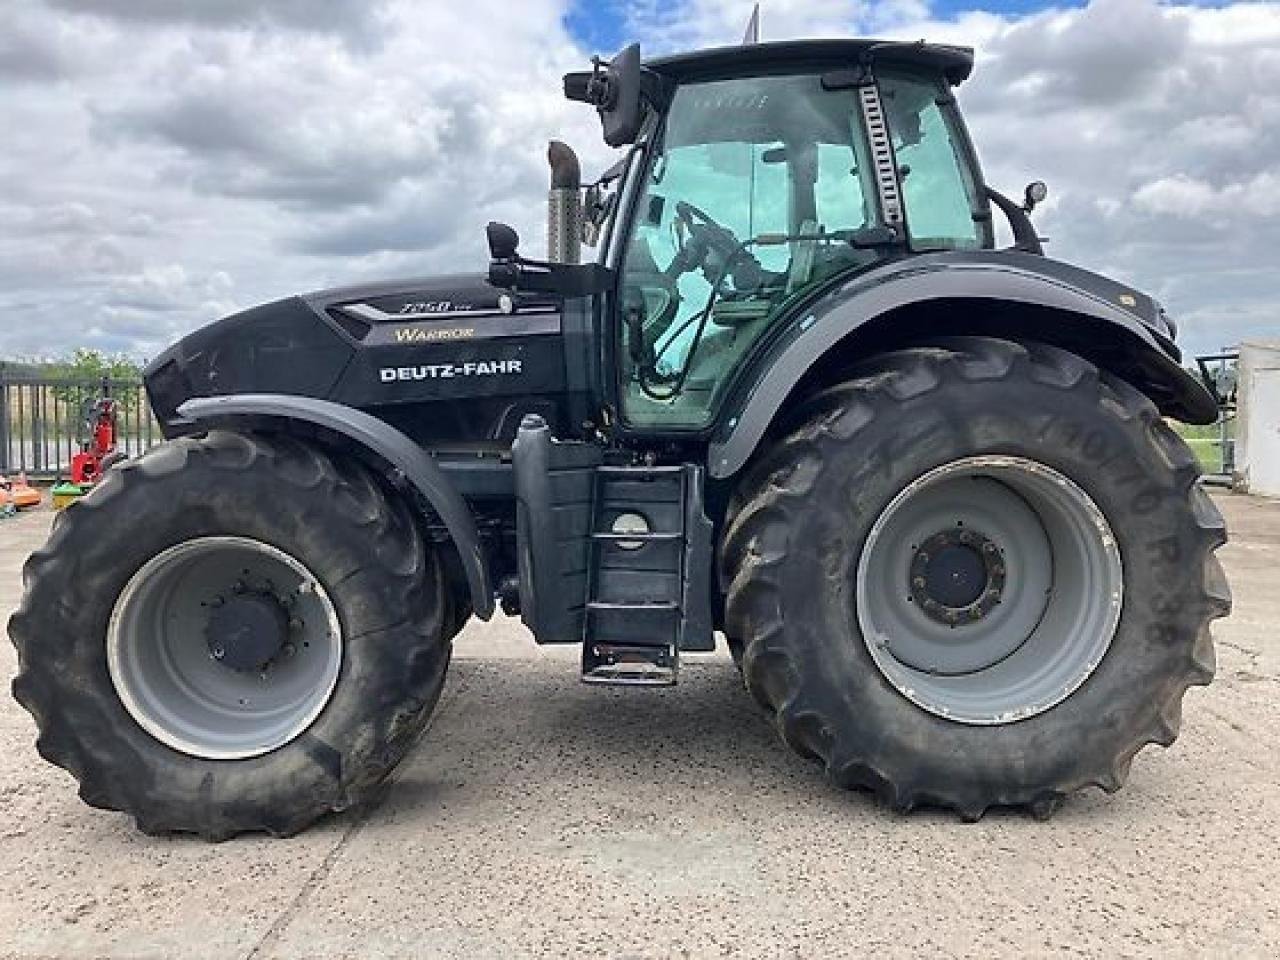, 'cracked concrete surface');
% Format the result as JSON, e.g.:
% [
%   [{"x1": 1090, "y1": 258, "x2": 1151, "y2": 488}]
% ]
[{"x1": 1, "y1": 491, "x2": 1277, "y2": 959}]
